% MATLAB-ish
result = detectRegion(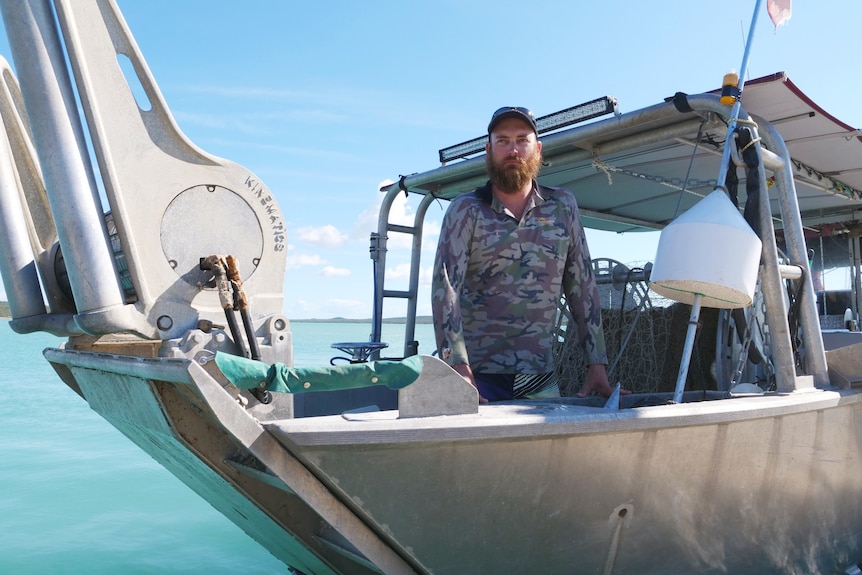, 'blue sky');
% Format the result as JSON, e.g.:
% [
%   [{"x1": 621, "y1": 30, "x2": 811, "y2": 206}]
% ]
[{"x1": 0, "y1": 1, "x2": 858, "y2": 319}]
